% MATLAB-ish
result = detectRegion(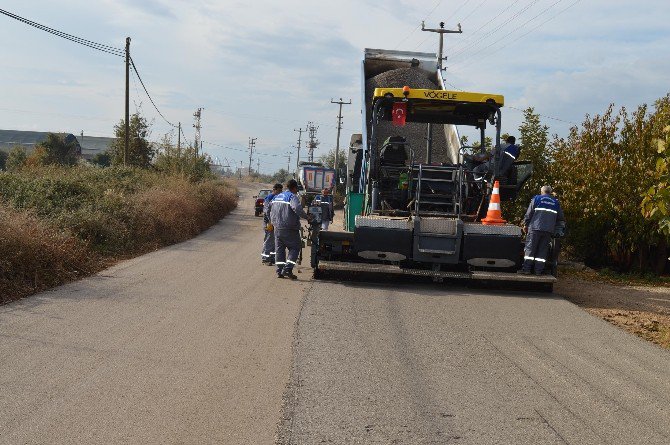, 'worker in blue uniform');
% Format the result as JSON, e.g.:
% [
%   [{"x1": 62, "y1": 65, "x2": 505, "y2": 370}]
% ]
[
  {"x1": 472, "y1": 135, "x2": 520, "y2": 181},
  {"x1": 261, "y1": 183, "x2": 283, "y2": 264},
  {"x1": 519, "y1": 185, "x2": 566, "y2": 275},
  {"x1": 268, "y1": 179, "x2": 311, "y2": 279}
]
